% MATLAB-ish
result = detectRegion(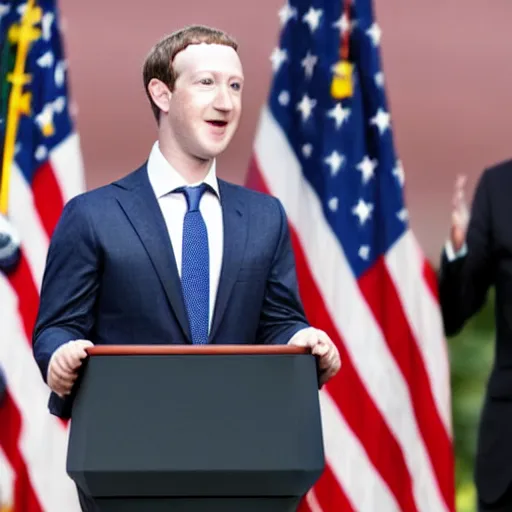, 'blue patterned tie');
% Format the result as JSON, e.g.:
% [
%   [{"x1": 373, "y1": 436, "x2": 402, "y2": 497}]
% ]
[{"x1": 179, "y1": 184, "x2": 209, "y2": 344}]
